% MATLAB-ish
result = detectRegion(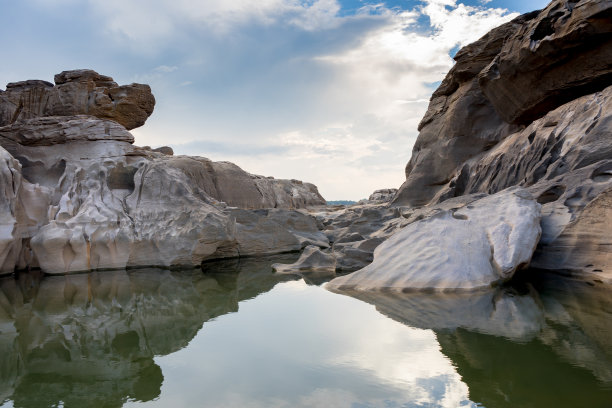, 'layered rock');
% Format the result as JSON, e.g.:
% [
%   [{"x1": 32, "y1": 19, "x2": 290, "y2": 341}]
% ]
[
  {"x1": 165, "y1": 156, "x2": 325, "y2": 209},
  {"x1": 327, "y1": 188, "x2": 542, "y2": 292},
  {"x1": 389, "y1": 0, "x2": 612, "y2": 280},
  {"x1": 392, "y1": 14, "x2": 531, "y2": 207},
  {"x1": 0, "y1": 71, "x2": 328, "y2": 274},
  {"x1": 0, "y1": 69, "x2": 155, "y2": 130},
  {"x1": 479, "y1": 0, "x2": 612, "y2": 125},
  {"x1": 365, "y1": 188, "x2": 397, "y2": 204}
]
